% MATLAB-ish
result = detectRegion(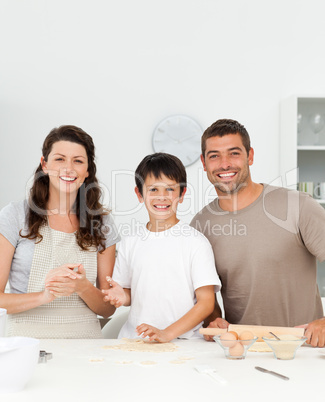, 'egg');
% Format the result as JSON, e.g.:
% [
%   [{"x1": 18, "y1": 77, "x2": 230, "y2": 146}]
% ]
[
  {"x1": 229, "y1": 342, "x2": 244, "y2": 357},
  {"x1": 228, "y1": 331, "x2": 239, "y2": 339},
  {"x1": 220, "y1": 332, "x2": 237, "y2": 348},
  {"x1": 239, "y1": 330, "x2": 254, "y2": 346}
]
